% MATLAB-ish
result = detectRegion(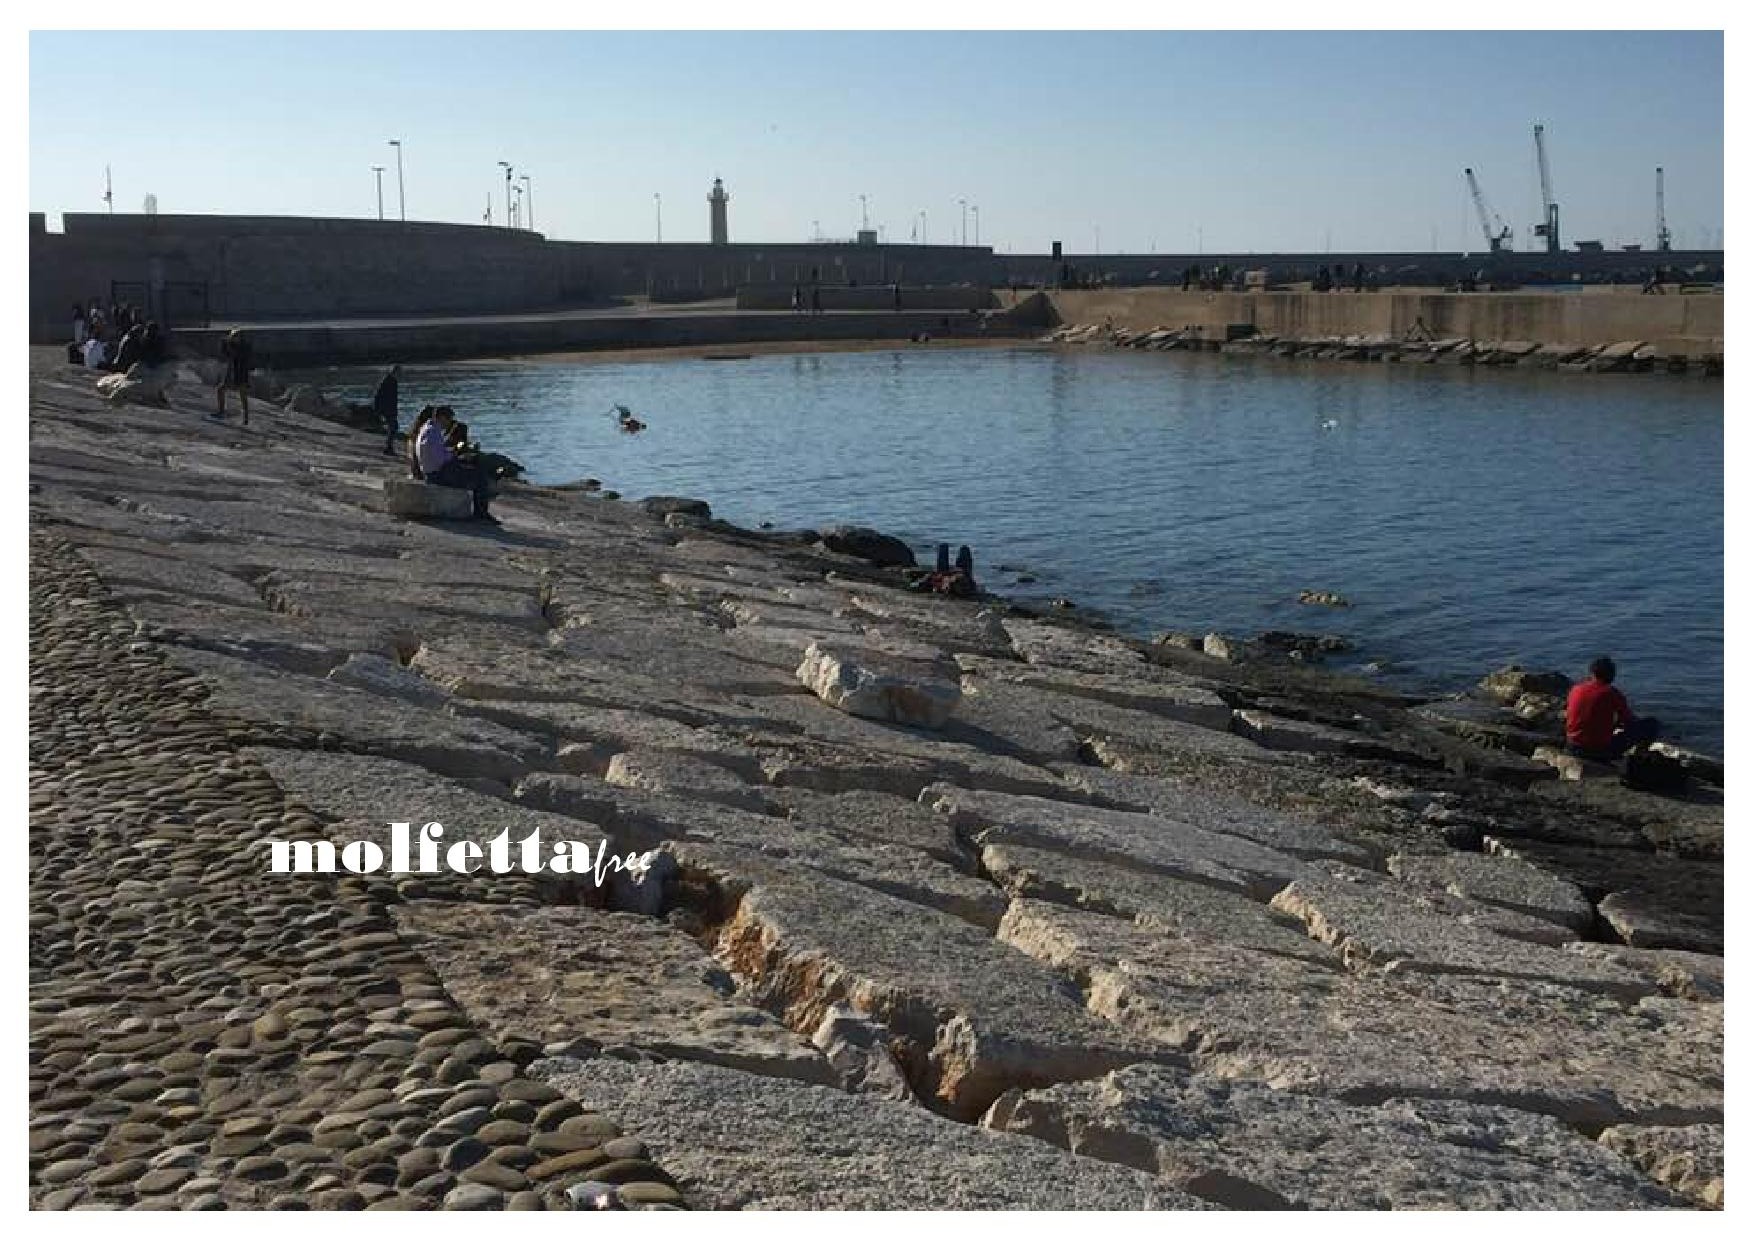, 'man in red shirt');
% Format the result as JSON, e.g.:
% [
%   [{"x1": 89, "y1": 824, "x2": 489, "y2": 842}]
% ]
[{"x1": 1565, "y1": 656, "x2": 1660, "y2": 760}]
